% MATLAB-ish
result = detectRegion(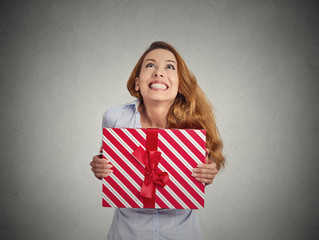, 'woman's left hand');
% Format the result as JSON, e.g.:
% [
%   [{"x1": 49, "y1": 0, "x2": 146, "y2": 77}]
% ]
[{"x1": 192, "y1": 148, "x2": 218, "y2": 185}]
